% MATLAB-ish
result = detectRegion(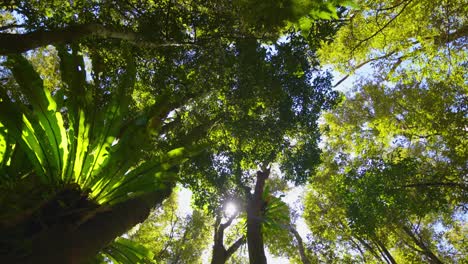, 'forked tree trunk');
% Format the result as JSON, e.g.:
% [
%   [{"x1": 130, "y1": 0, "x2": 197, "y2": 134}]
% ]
[
  {"x1": 2, "y1": 188, "x2": 173, "y2": 264},
  {"x1": 211, "y1": 214, "x2": 245, "y2": 264}
]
